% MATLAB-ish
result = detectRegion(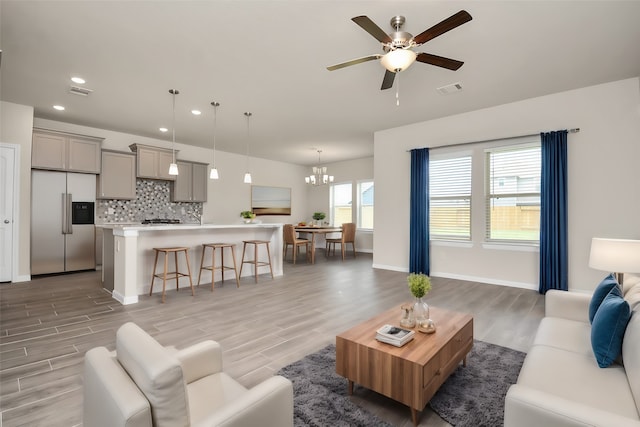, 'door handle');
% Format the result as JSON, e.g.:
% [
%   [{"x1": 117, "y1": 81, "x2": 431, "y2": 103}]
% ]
[
  {"x1": 67, "y1": 193, "x2": 73, "y2": 234},
  {"x1": 62, "y1": 193, "x2": 67, "y2": 234}
]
